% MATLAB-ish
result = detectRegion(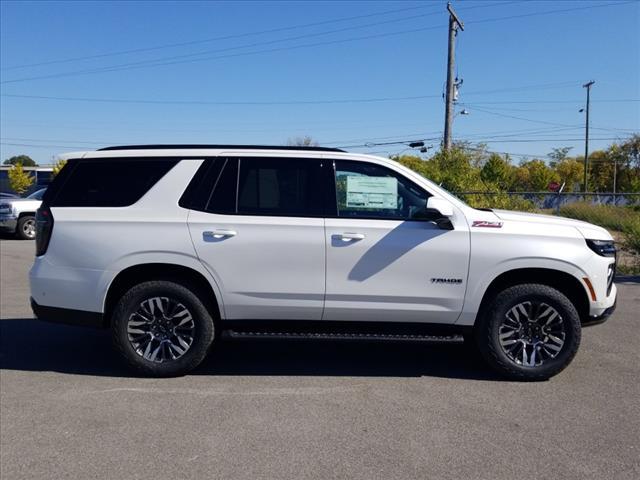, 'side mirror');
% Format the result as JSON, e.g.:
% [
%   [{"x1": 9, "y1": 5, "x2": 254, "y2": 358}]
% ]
[{"x1": 426, "y1": 197, "x2": 454, "y2": 218}]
